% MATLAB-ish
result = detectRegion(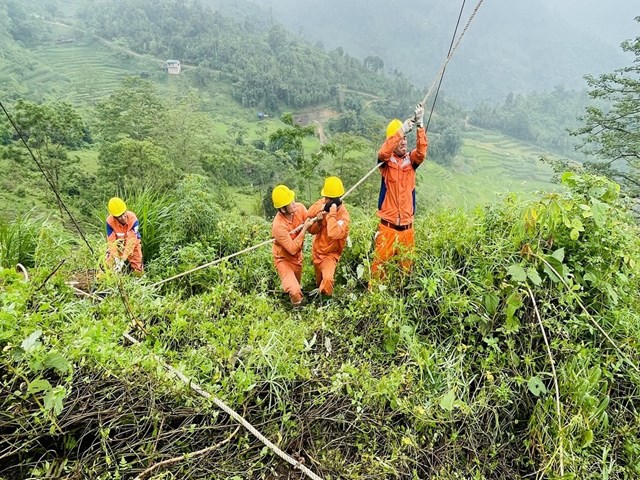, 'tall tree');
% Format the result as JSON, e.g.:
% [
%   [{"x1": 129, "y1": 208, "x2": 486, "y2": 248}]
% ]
[
  {"x1": 95, "y1": 77, "x2": 165, "y2": 143},
  {"x1": 573, "y1": 18, "x2": 640, "y2": 196},
  {"x1": 4, "y1": 100, "x2": 86, "y2": 213}
]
